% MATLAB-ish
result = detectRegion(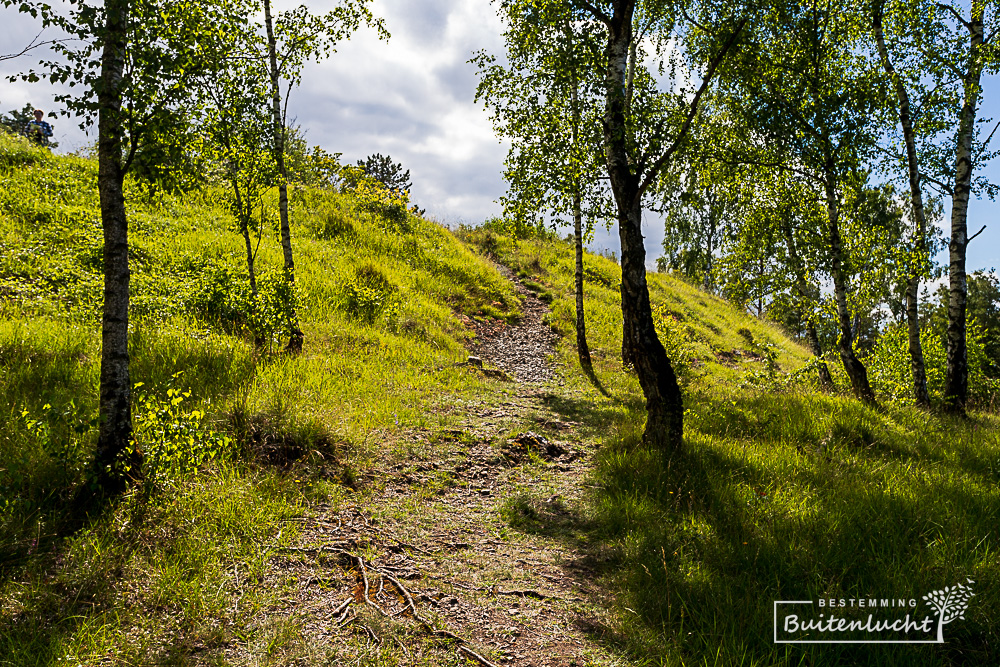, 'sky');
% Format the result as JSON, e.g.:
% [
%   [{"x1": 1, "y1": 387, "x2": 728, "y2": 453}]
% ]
[{"x1": 0, "y1": 0, "x2": 997, "y2": 273}]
